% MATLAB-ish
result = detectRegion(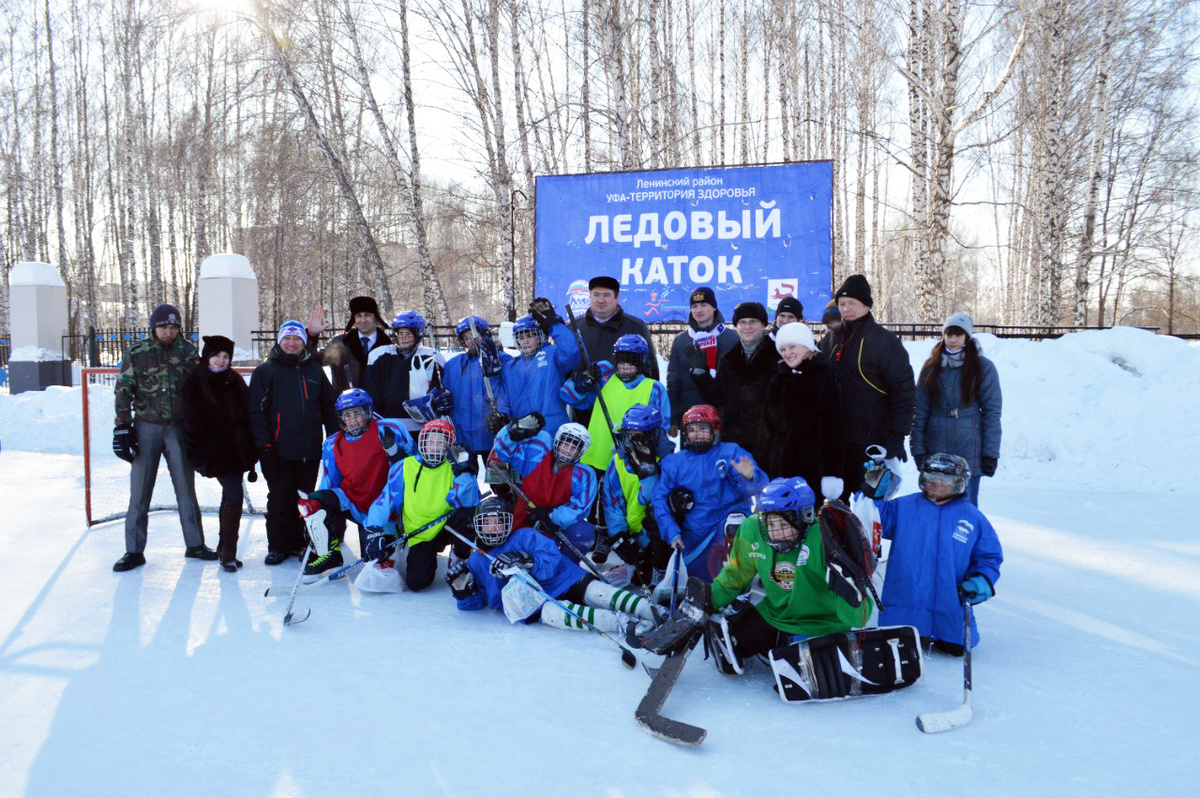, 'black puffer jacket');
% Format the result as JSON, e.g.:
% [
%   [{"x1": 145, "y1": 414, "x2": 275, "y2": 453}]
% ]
[
  {"x1": 762, "y1": 354, "x2": 843, "y2": 486},
  {"x1": 248, "y1": 345, "x2": 339, "y2": 462},
  {"x1": 826, "y1": 313, "x2": 915, "y2": 456},
  {"x1": 696, "y1": 339, "x2": 781, "y2": 468},
  {"x1": 182, "y1": 366, "x2": 258, "y2": 478}
]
